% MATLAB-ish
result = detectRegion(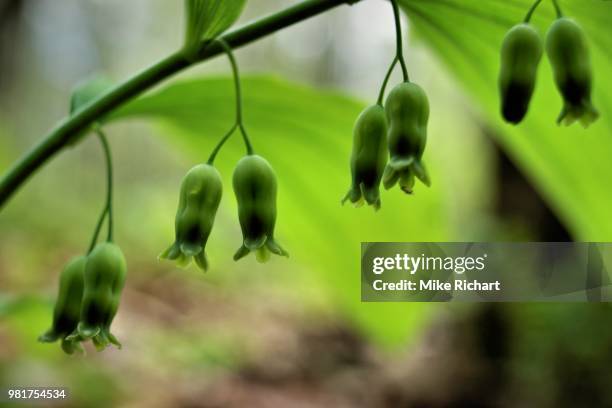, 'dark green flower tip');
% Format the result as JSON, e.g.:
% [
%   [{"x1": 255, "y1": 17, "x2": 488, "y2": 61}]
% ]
[
  {"x1": 383, "y1": 157, "x2": 430, "y2": 193},
  {"x1": 39, "y1": 255, "x2": 87, "y2": 345},
  {"x1": 360, "y1": 184, "x2": 381, "y2": 211},
  {"x1": 255, "y1": 247, "x2": 270, "y2": 263},
  {"x1": 233, "y1": 155, "x2": 288, "y2": 263},
  {"x1": 382, "y1": 163, "x2": 400, "y2": 190},
  {"x1": 72, "y1": 324, "x2": 121, "y2": 352},
  {"x1": 159, "y1": 243, "x2": 190, "y2": 268},
  {"x1": 64, "y1": 330, "x2": 84, "y2": 343},
  {"x1": 107, "y1": 330, "x2": 122, "y2": 349},
  {"x1": 162, "y1": 164, "x2": 222, "y2": 272},
  {"x1": 343, "y1": 104, "x2": 387, "y2": 210},
  {"x1": 266, "y1": 239, "x2": 289, "y2": 258},
  {"x1": 546, "y1": 18, "x2": 598, "y2": 128},
  {"x1": 159, "y1": 242, "x2": 179, "y2": 260},
  {"x1": 342, "y1": 183, "x2": 381, "y2": 210},
  {"x1": 411, "y1": 160, "x2": 431, "y2": 187},
  {"x1": 194, "y1": 251, "x2": 208, "y2": 271},
  {"x1": 251, "y1": 239, "x2": 289, "y2": 264},
  {"x1": 92, "y1": 332, "x2": 108, "y2": 351},
  {"x1": 61, "y1": 337, "x2": 84, "y2": 355},
  {"x1": 75, "y1": 322, "x2": 100, "y2": 340},
  {"x1": 499, "y1": 23, "x2": 543, "y2": 124},
  {"x1": 233, "y1": 245, "x2": 250, "y2": 261},
  {"x1": 233, "y1": 235, "x2": 289, "y2": 263},
  {"x1": 557, "y1": 102, "x2": 599, "y2": 128},
  {"x1": 180, "y1": 242, "x2": 202, "y2": 257},
  {"x1": 90, "y1": 328, "x2": 121, "y2": 351},
  {"x1": 341, "y1": 187, "x2": 361, "y2": 206},
  {"x1": 245, "y1": 235, "x2": 267, "y2": 251},
  {"x1": 399, "y1": 171, "x2": 416, "y2": 194},
  {"x1": 38, "y1": 330, "x2": 61, "y2": 343}
]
